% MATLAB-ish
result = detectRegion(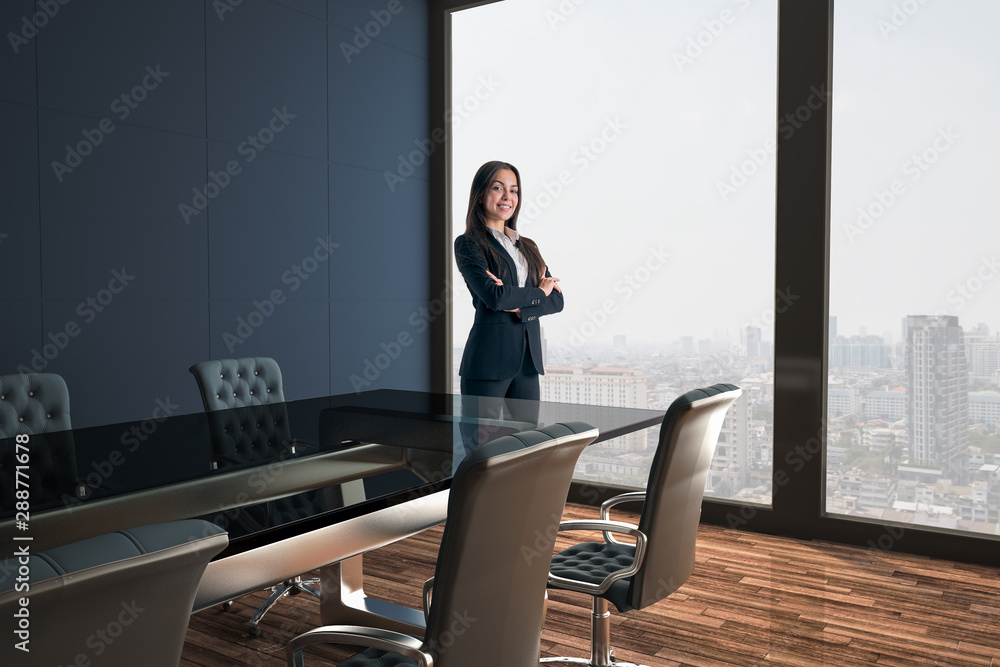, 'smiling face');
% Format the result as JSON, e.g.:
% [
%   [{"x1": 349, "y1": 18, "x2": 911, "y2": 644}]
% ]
[{"x1": 480, "y1": 168, "x2": 519, "y2": 230}]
